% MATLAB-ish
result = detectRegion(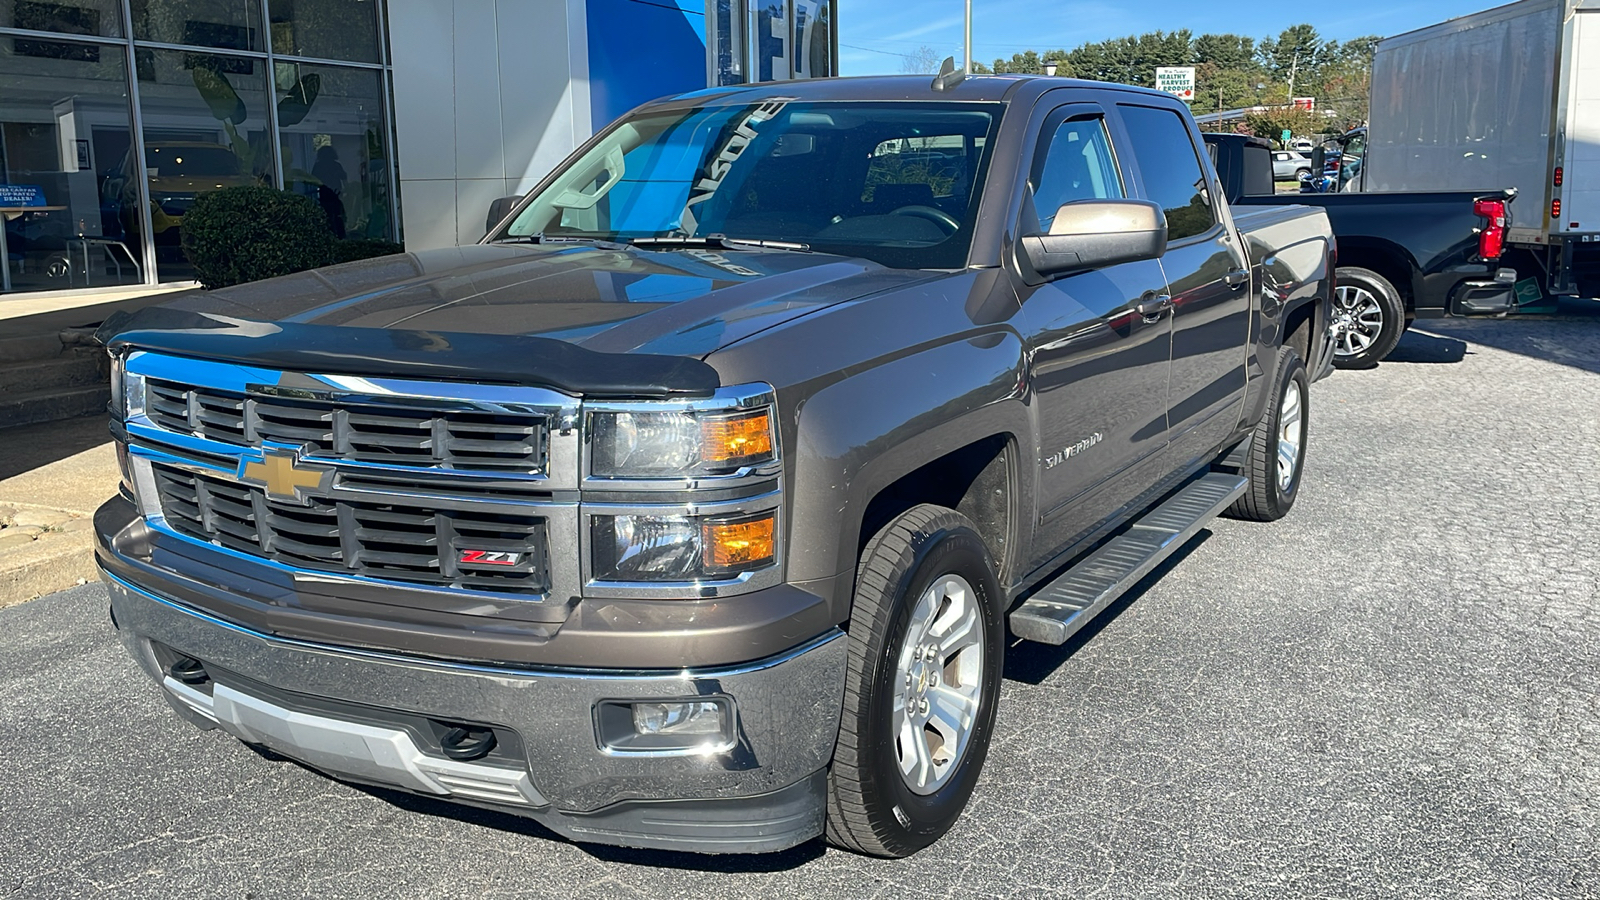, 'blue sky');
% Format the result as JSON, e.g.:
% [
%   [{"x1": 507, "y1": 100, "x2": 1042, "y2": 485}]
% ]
[{"x1": 837, "y1": 0, "x2": 1497, "y2": 75}]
